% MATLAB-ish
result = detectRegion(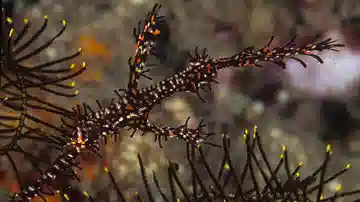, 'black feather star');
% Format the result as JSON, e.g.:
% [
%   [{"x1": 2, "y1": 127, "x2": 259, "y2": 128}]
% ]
[
  {"x1": 0, "y1": 3, "x2": 85, "y2": 200},
  {"x1": 87, "y1": 126, "x2": 360, "y2": 202}
]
